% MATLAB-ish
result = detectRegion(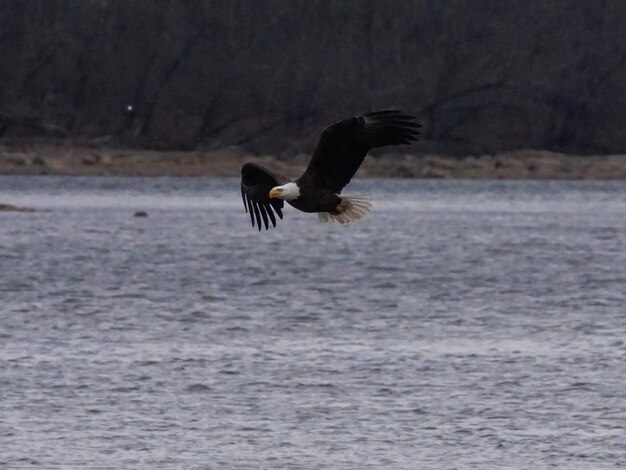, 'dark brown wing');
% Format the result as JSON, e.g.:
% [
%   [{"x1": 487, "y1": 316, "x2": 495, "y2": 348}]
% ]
[
  {"x1": 241, "y1": 162, "x2": 288, "y2": 231},
  {"x1": 298, "y1": 110, "x2": 420, "y2": 193}
]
